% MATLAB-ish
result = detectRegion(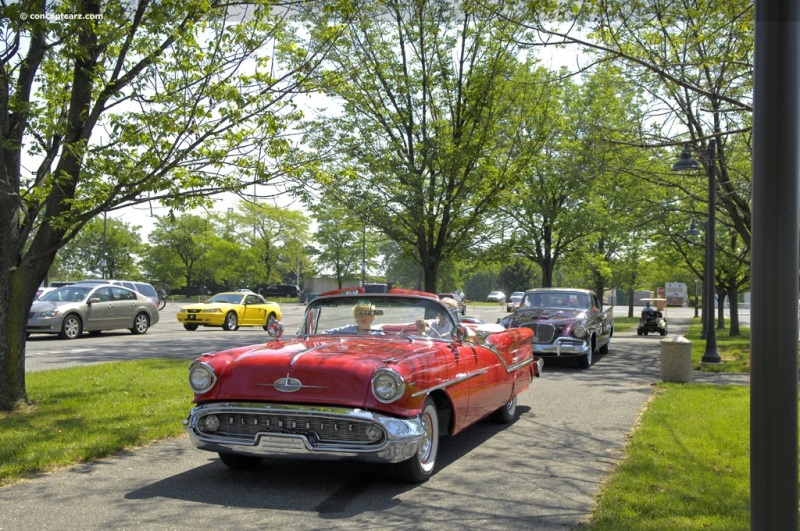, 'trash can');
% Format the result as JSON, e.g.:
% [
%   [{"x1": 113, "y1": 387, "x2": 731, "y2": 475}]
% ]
[{"x1": 660, "y1": 335, "x2": 692, "y2": 383}]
